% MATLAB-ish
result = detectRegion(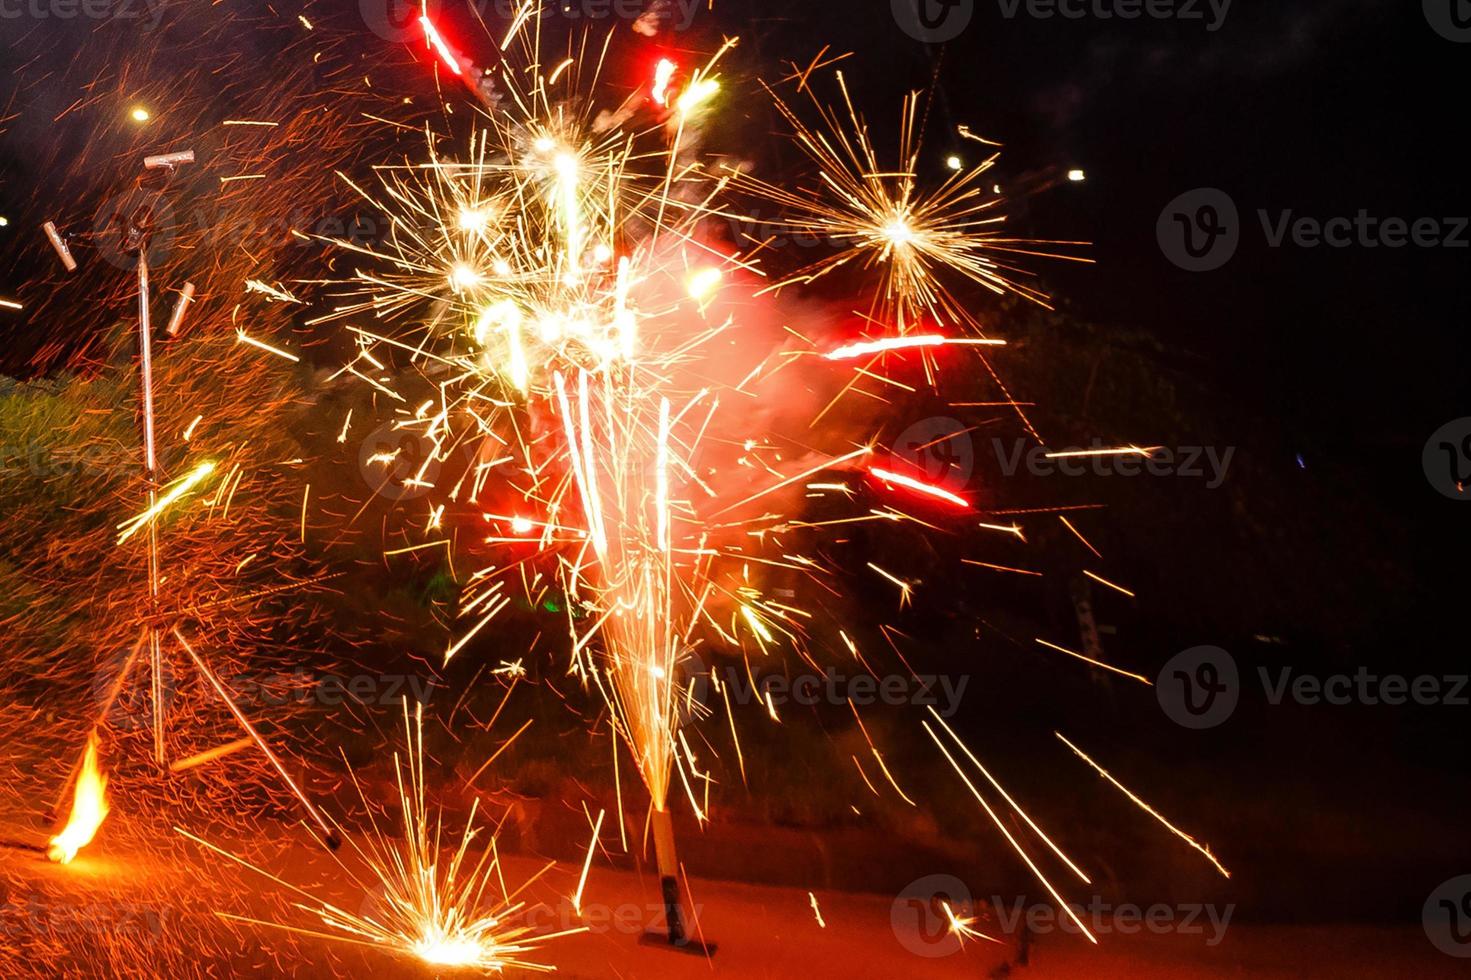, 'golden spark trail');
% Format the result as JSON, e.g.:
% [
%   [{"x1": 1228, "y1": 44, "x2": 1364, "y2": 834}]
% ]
[{"x1": 1055, "y1": 732, "x2": 1231, "y2": 878}]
